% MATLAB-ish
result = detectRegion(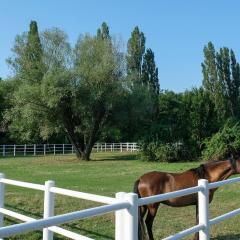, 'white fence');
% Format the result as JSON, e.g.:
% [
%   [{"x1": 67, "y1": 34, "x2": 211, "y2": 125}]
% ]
[
  {"x1": 0, "y1": 174, "x2": 240, "y2": 239},
  {"x1": 0, "y1": 143, "x2": 138, "y2": 157}
]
